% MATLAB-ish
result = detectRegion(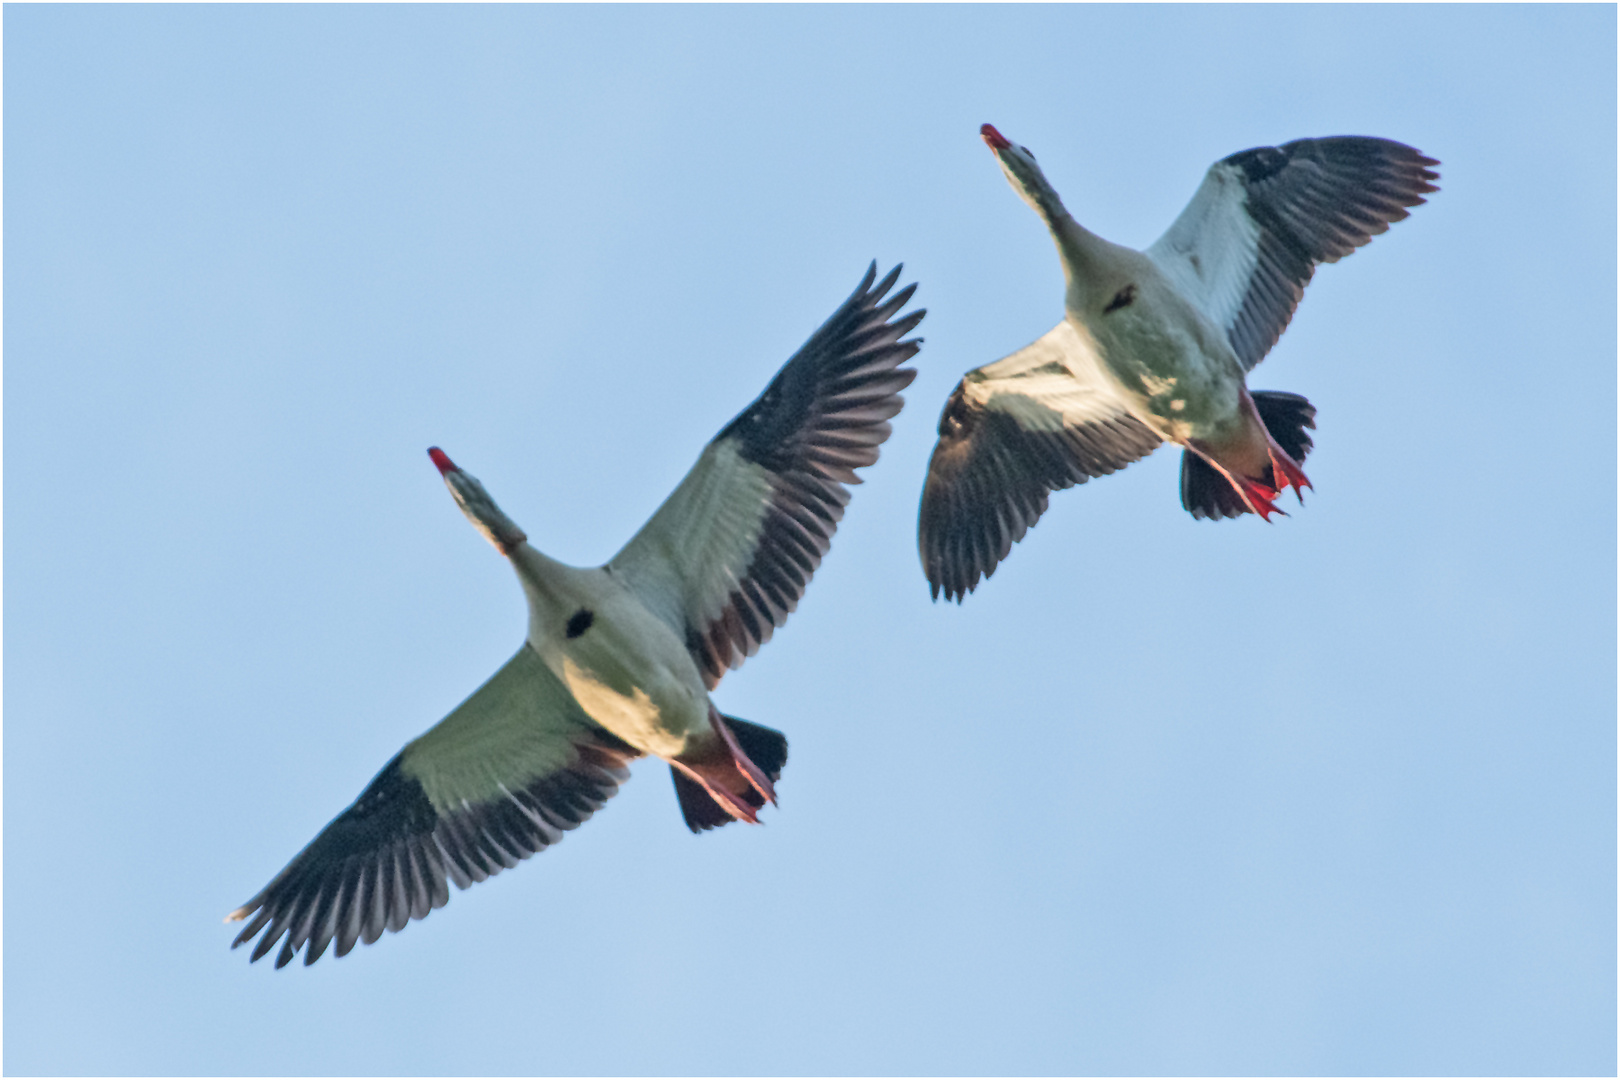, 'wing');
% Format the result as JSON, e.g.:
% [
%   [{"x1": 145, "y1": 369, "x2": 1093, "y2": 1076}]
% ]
[
  {"x1": 1147, "y1": 136, "x2": 1439, "y2": 370},
  {"x1": 918, "y1": 320, "x2": 1162, "y2": 603},
  {"x1": 227, "y1": 645, "x2": 640, "y2": 968},
  {"x1": 609, "y1": 263, "x2": 923, "y2": 688}
]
